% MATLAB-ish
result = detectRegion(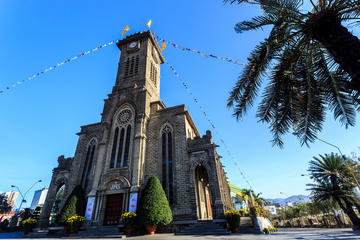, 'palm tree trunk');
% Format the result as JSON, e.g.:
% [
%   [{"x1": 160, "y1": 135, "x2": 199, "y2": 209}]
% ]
[
  {"x1": 331, "y1": 208, "x2": 342, "y2": 227},
  {"x1": 308, "y1": 10, "x2": 360, "y2": 92},
  {"x1": 336, "y1": 197, "x2": 360, "y2": 227}
]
